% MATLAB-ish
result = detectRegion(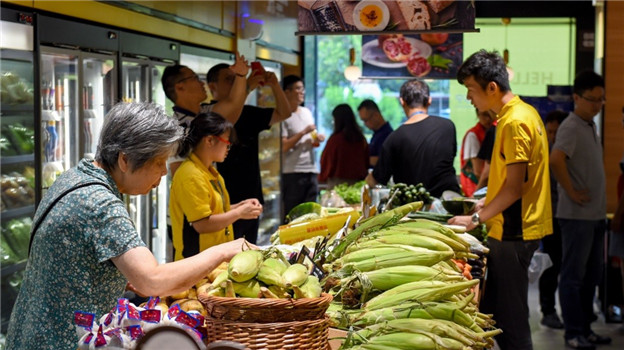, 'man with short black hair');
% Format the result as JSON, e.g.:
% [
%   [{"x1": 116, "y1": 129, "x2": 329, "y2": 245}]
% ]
[
  {"x1": 551, "y1": 71, "x2": 610, "y2": 349},
  {"x1": 365, "y1": 79, "x2": 459, "y2": 198},
  {"x1": 357, "y1": 99, "x2": 393, "y2": 167},
  {"x1": 449, "y1": 49, "x2": 552, "y2": 350}
]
